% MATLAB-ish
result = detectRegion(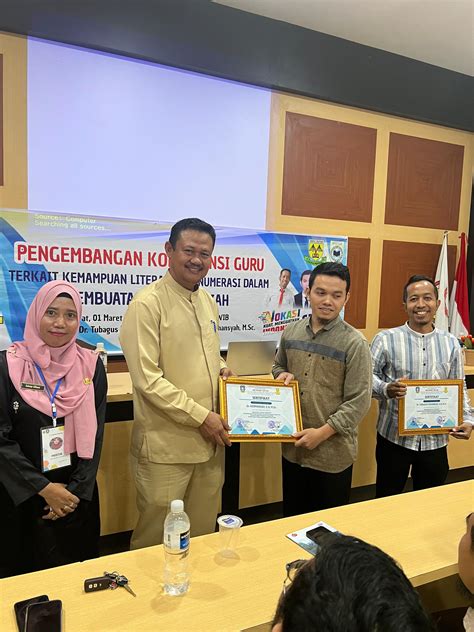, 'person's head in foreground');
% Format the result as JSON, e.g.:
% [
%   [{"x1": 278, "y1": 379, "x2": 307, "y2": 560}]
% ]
[
  {"x1": 458, "y1": 512, "x2": 474, "y2": 598},
  {"x1": 272, "y1": 535, "x2": 435, "y2": 632}
]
